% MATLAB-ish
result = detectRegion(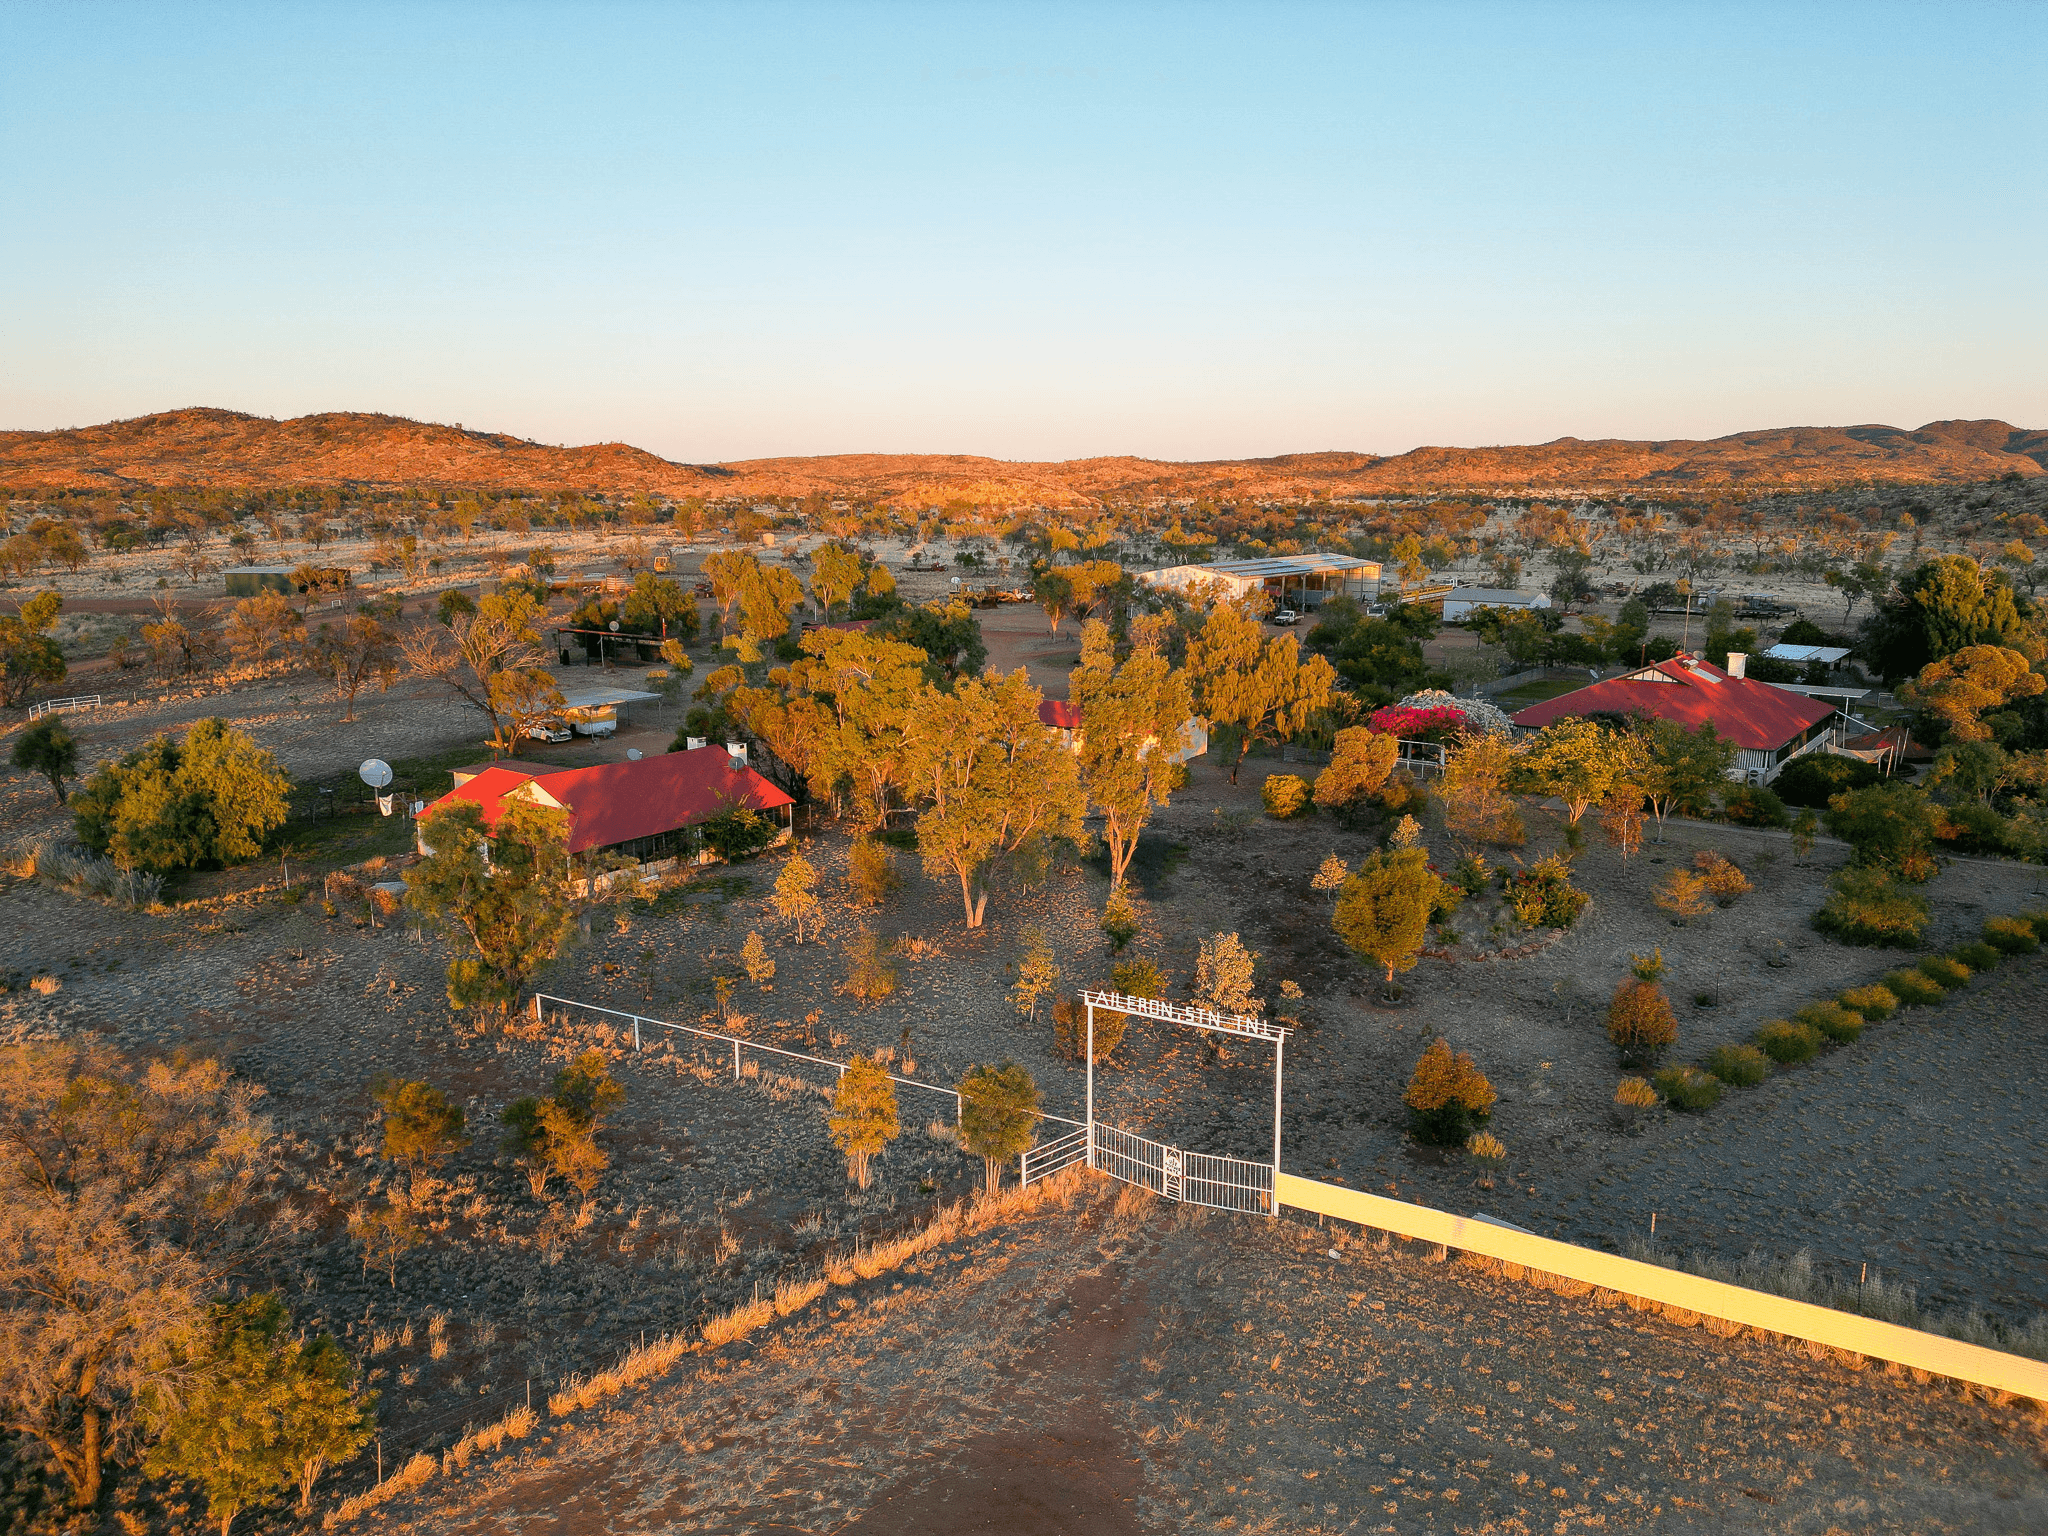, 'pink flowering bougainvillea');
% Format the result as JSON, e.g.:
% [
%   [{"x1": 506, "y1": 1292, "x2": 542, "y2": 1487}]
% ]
[{"x1": 1367, "y1": 704, "x2": 1467, "y2": 743}]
